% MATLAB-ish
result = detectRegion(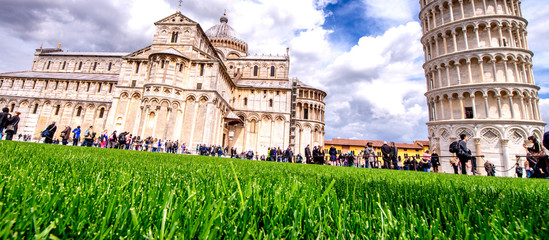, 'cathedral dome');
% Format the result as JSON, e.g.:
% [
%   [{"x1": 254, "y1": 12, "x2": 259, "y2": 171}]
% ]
[
  {"x1": 205, "y1": 14, "x2": 248, "y2": 55},
  {"x1": 206, "y1": 16, "x2": 242, "y2": 40}
]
